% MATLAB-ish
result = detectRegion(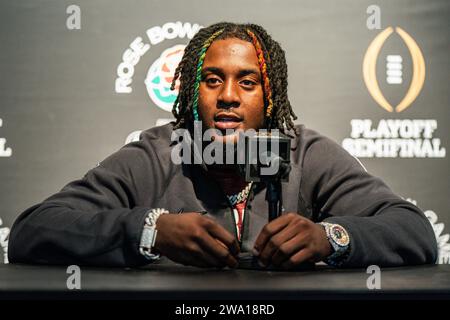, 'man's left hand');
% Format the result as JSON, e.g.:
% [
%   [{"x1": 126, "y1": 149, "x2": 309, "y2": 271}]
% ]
[{"x1": 253, "y1": 213, "x2": 332, "y2": 269}]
